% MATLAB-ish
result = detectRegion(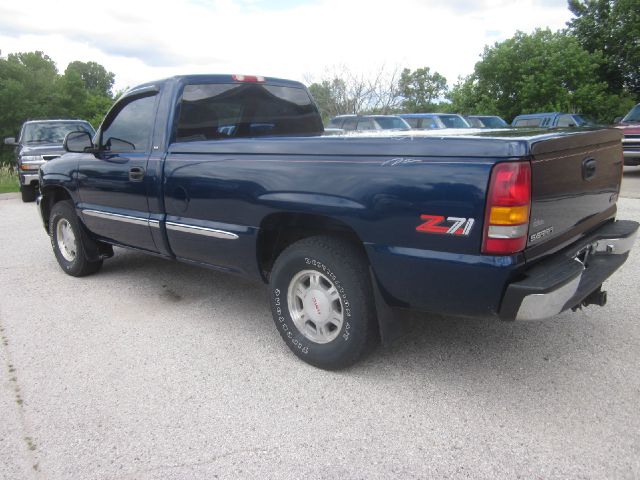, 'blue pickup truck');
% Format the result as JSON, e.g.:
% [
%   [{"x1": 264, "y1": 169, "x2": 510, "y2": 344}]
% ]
[{"x1": 38, "y1": 74, "x2": 638, "y2": 369}]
